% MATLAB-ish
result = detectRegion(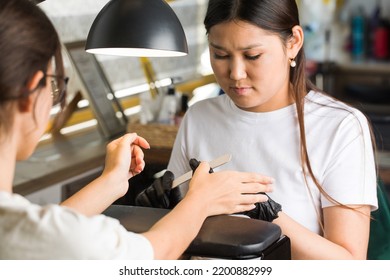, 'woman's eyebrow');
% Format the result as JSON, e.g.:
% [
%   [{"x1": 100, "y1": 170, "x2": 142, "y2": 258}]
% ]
[
  {"x1": 209, "y1": 42, "x2": 264, "y2": 51},
  {"x1": 209, "y1": 42, "x2": 225, "y2": 50}
]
